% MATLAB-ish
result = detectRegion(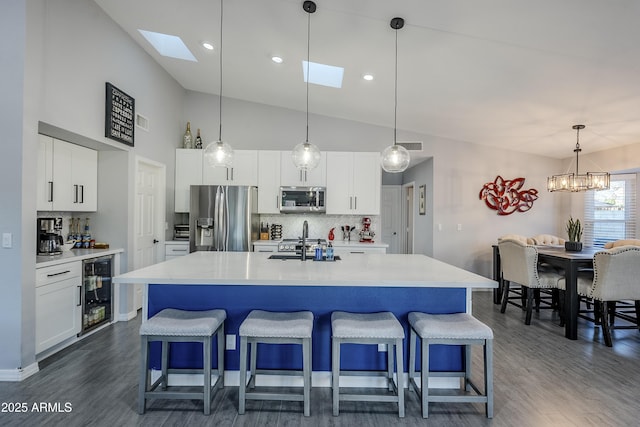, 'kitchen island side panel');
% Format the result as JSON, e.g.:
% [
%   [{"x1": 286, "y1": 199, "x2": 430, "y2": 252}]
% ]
[{"x1": 147, "y1": 284, "x2": 466, "y2": 372}]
